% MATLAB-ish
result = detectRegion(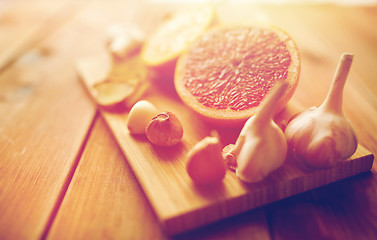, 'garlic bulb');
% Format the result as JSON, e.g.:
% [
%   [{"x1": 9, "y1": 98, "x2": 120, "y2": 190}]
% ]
[
  {"x1": 284, "y1": 53, "x2": 358, "y2": 168},
  {"x1": 223, "y1": 82, "x2": 289, "y2": 183}
]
